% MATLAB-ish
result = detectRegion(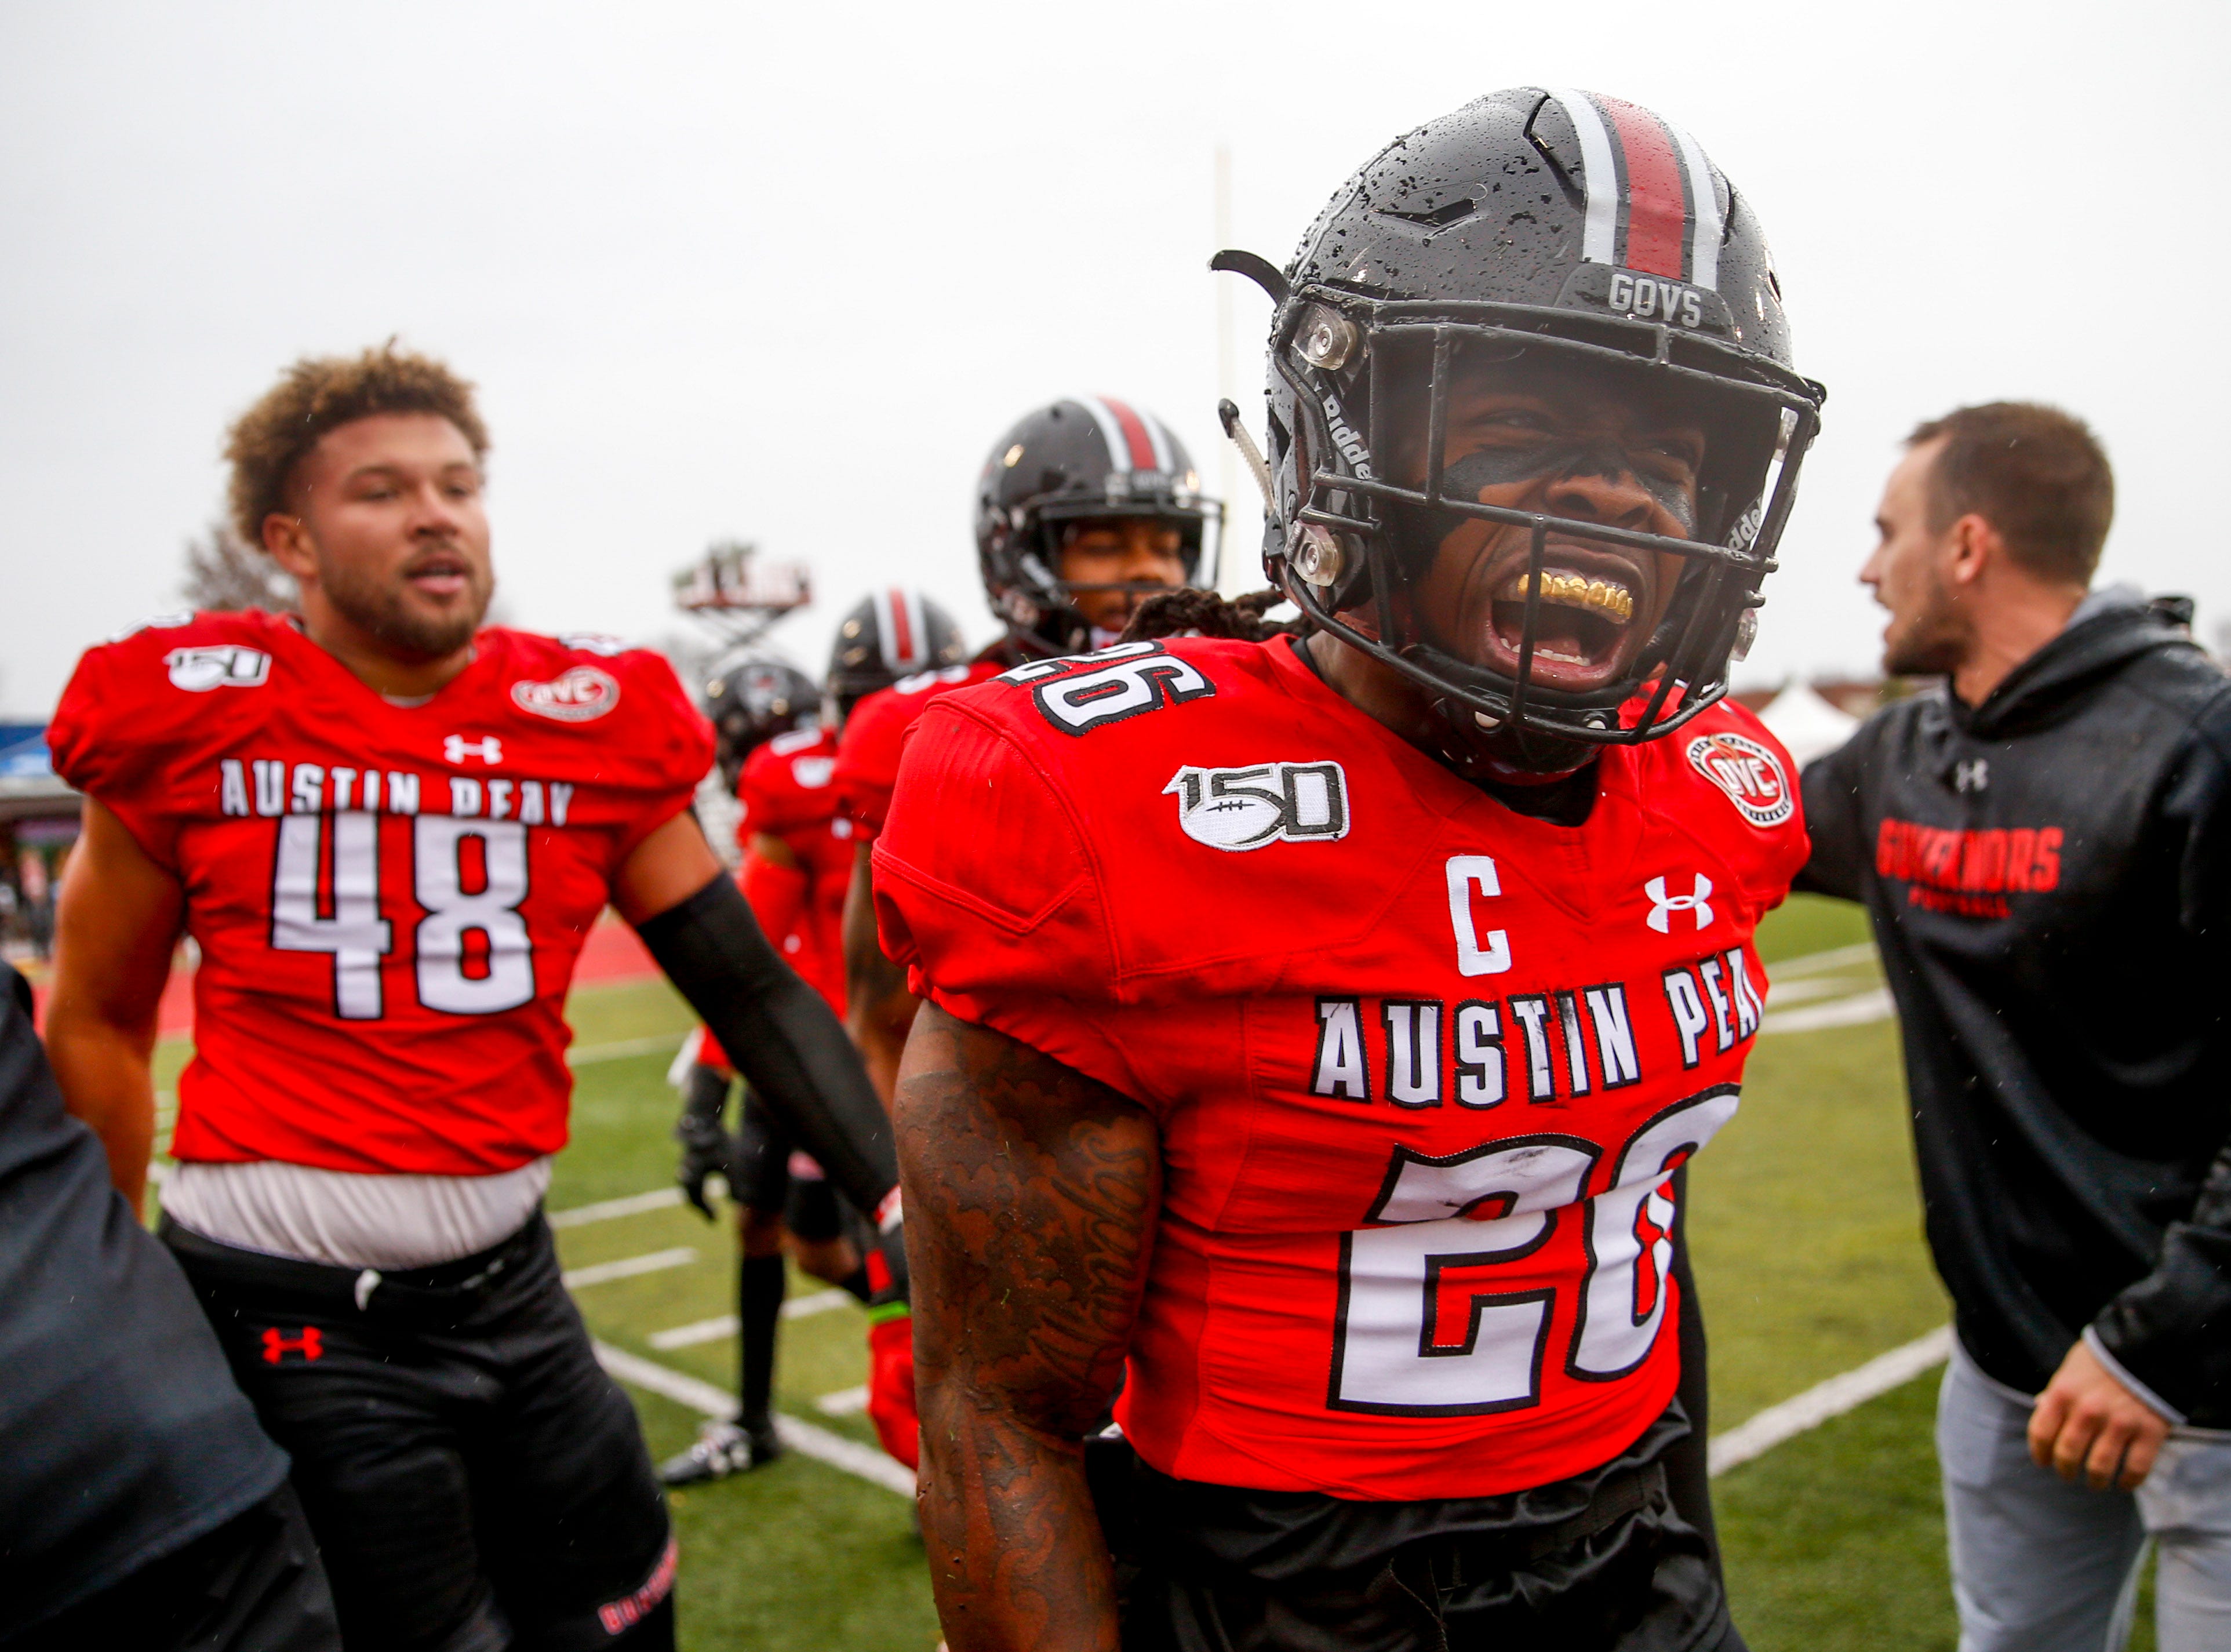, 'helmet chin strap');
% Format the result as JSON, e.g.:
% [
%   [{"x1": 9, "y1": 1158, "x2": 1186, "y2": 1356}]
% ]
[{"x1": 1432, "y1": 697, "x2": 1596, "y2": 783}]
